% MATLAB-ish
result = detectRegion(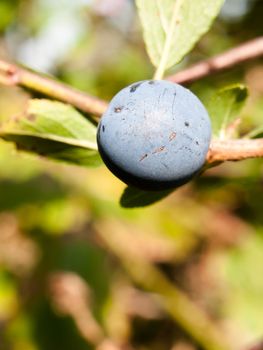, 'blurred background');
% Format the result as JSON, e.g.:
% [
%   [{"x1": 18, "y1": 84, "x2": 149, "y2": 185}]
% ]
[{"x1": 0, "y1": 0, "x2": 263, "y2": 349}]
